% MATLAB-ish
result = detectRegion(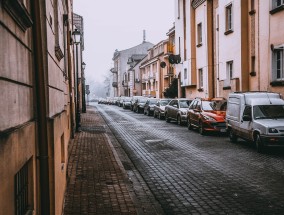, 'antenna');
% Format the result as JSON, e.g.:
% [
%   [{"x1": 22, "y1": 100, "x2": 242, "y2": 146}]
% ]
[
  {"x1": 143, "y1": 30, "x2": 146, "y2": 43},
  {"x1": 266, "y1": 92, "x2": 272, "y2": 104}
]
